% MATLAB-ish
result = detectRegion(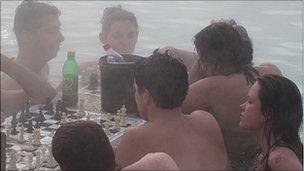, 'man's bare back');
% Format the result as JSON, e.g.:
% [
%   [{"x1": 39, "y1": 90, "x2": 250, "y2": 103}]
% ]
[{"x1": 115, "y1": 111, "x2": 228, "y2": 170}]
